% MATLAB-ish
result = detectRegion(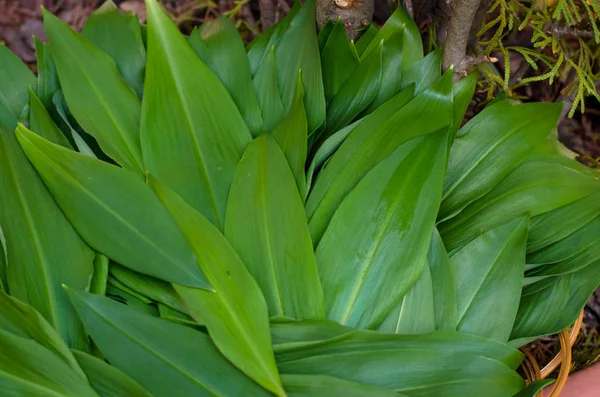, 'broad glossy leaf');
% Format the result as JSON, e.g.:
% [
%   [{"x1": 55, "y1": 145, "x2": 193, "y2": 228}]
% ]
[
  {"x1": 16, "y1": 126, "x2": 209, "y2": 289},
  {"x1": 189, "y1": 17, "x2": 264, "y2": 136},
  {"x1": 440, "y1": 101, "x2": 562, "y2": 221},
  {"x1": 72, "y1": 350, "x2": 153, "y2": 397},
  {"x1": 148, "y1": 176, "x2": 284, "y2": 396},
  {"x1": 377, "y1": 264, "x2": 435, "y2": 334},
  {"x1": 427, "y1": 229, "x2": 457, "y2": 330},
  {"x1": 34, "y1": 38, "x2": 60, "y2": 110},
  {"x1": 142, "y1": 0, "x2": 251, "y2": 229},
  {"x1": 42, "y1": 9, "x2": 143, "y2": 173},
  {"x1": 354, "y1": 24, "x2": 379, "y2": 56},
  {"x1": 273, "y1": 325, "x2": 524, "y2": 370},
  {"x1": 275, "y1": 0, "x2": 325, "y2": 133},
  {"x1": 450, "y1": 72, "x2": 477, "y2": 138},
  {"x1": 67, "y1": 289, "x2": 270, "y2": 397},
  {"x1": 527, "y1": 190, "x2": 600, "y2": 252},
  {"x1": 440, "y1": 161, "x2": 600, "y2": 253},
  {"x1": 317, "y1": 19, "x2": 335, "y2": 50},
  {"x1": 279, "y1": 349, "x2": 523, "y2": 397},
  {"x1": 90, "y1": 254, "x2": 109, "y2": 296},
  {"x1": 400, "y1": 47, "x2": 442, "y2": 94},
  {"x1": 0, "y1": 121, "x2": 93, "y2": 350},
  {"x1": 253, "y1": 46, "x2": 285, "y2": 132},
  {"x1": 317, "y1": 129, "x2": 448, "y2": 328},
  {"x1": 105, "y1": 284, "x2": 158, "y2": 317},
  {"x1": 452, "y1": 216, "x2": 528, "y2": 342},
  {"x1": 307, "y1": 71, "x2": 452, "y2": 246},
  {"x1": 0, "y1": 329, "x2": 99, "y2": 397},
  {"x1": 390, "y1": 5, "x2": 423, "y2": 70},
  {"x1": 82, "y1": 0, "x2": 146, "y2": 98},
  {"x1": 0, "y1": 292, "x2": 85, "y2": 377},
  {"x1": 272, "y1": 75, "x2": 308, "y2": 197},
  {"x1": 320, "y1": 20, "x2": 360, "y2": 104},
  {"x1": 225, "y1": 135, "x2": 324, "y2": 319},
  {"x1": 0, "y1": 45, "x2": 35, "y2": 118},
  {"x1": 514, "y1": 379, "x2": 555, "y2": 397},
  {"x1": 29, "y1": 89, "x2": 72, "y2": 148},
  {"x1": 282, "y1": 374, "x2": 401, "y2": 397},
  {"x1": 324, "y1": 41, "x2": 382, "y2": 136},
  {"x1": 110, "y1": 264, "x2": 189, "y2": 314}
]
